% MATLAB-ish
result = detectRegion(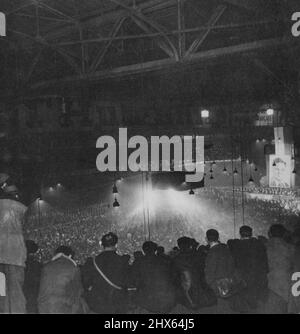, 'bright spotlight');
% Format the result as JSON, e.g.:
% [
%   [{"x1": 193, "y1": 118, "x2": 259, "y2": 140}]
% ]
[
  {"x1": 145, "y1": 188, "x2": 158, "y2": 210},
  {"x1": 201, "y1": 109, "x2": 210, "y2": 119},
  {"x1": 266, "y1": 108, "x2": 274, "y2": 116}
]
